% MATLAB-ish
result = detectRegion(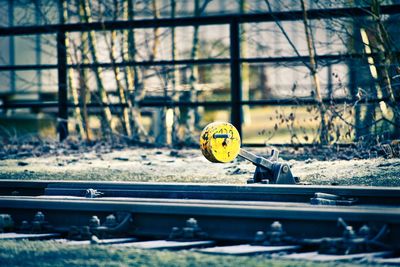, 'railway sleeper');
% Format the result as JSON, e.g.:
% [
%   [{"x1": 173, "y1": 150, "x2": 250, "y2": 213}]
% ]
[{"x1": 0, "y1": 212, "x2": 397, "y2": 263}]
